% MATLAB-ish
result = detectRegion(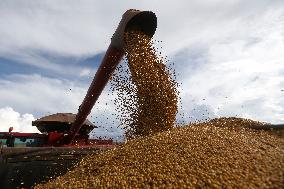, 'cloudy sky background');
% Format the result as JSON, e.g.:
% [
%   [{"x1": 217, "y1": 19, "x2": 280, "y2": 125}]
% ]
[{"x1": 0, "y1": 0, "x2": 284, "y2": 140}]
